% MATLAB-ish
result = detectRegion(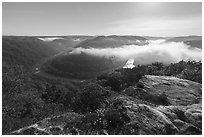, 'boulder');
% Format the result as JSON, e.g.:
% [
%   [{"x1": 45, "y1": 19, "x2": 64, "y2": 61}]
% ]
[{"x1": 139, "y1": 75, "x2": 202, "y2": 106}]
